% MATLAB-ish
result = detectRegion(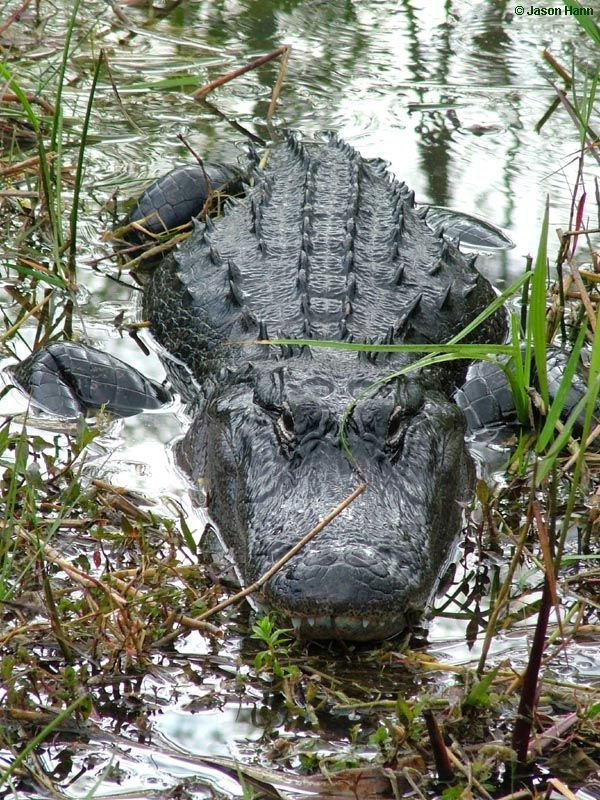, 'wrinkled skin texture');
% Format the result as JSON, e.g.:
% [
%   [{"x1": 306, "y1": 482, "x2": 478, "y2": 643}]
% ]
[{"x1": 142, "y1": 134, "x2": 506, "y2": 640}]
